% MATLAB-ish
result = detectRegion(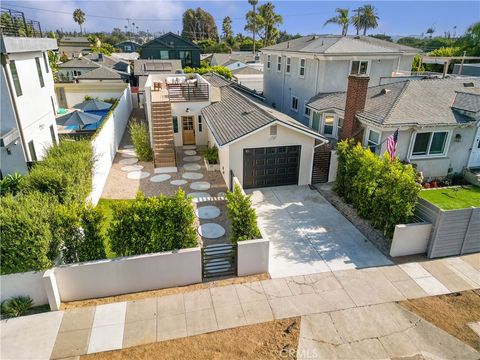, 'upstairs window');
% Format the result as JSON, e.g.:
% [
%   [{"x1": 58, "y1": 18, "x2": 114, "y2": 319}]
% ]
[
  {"x1": 323, "y1": 114, "x2": 335, "y2": 135},
  {"x1": 411, "y1": 131, "x2": 449, "y2": 157},
  {"x1": 35, "y1": 57, "x2": 44, "y2": 87},
  {"x1": 43, "y1": 52, "x2": 50, "y2": 73},
  {"x1": 266, "y1": 55, "x2": 271, "y2": 70},
  {"x1": 291, "y1": 96, "x2": 298, "y2": 111},
  {"x1": 277, "y1": 56, "x2": 282, "y2": 72},
  {"x1": 160, "y1": 50, "x2": 169, "y2": 60},
  {"x1": 304, "y1": 101, "x2": 311, "y2": 118},
  {"x1": 350, "y1": 60, "x2": 369, "y2": 75},
  {"x1": 286, "y1": 57, "x2": 291, "y2": 73},
  {"x1": 9, "y1": 61, "x2": 22, "y2": 96},
  {"x1": 299, "y1": 58, "x2": 306, "y2": 77}
]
